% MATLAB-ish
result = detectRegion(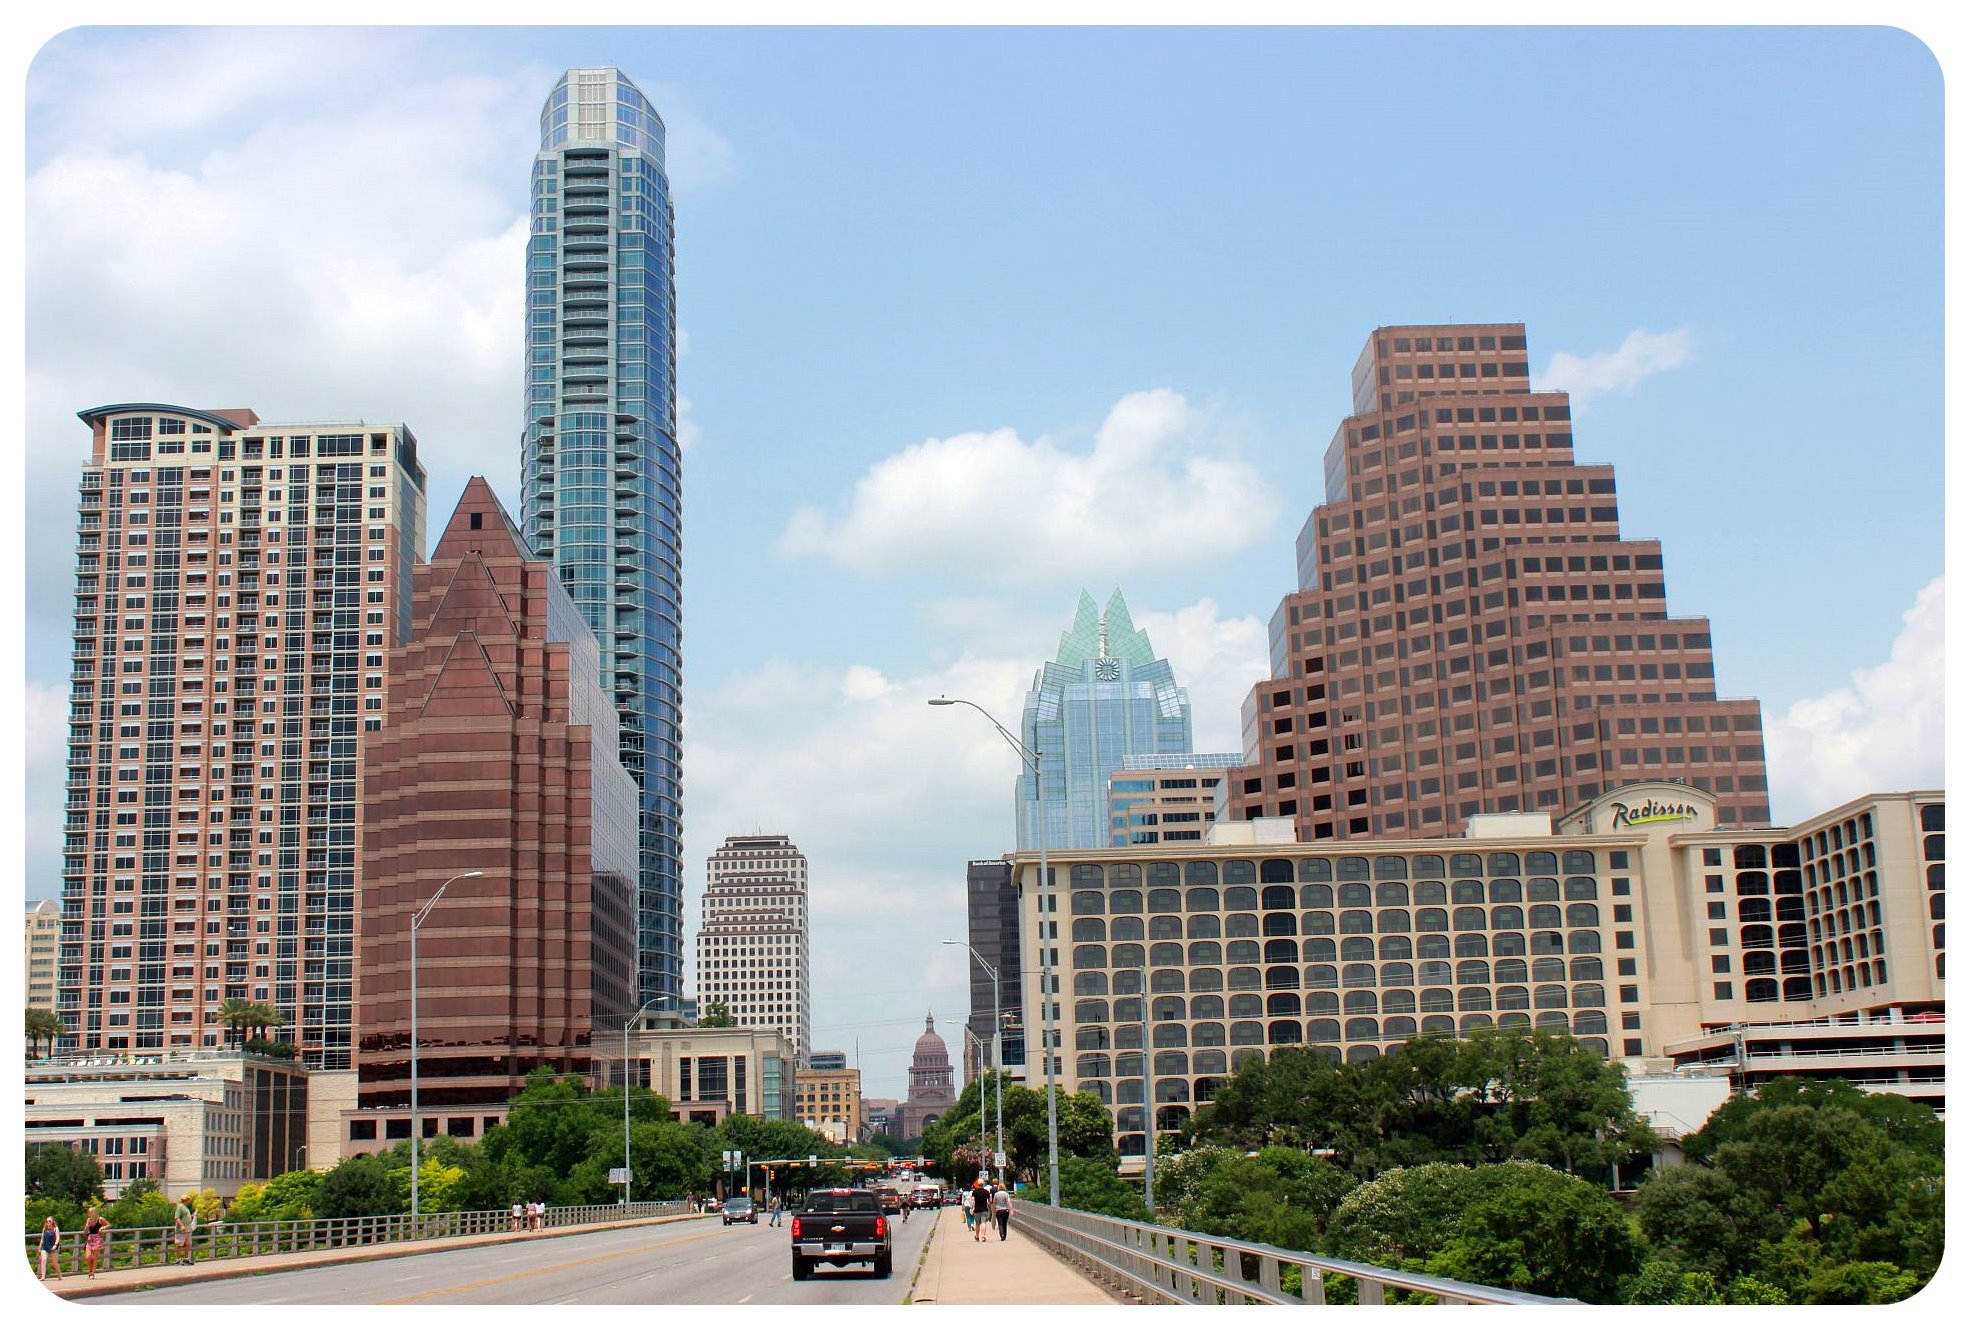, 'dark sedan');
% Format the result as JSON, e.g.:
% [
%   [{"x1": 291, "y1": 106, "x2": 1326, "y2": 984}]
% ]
[{"x1": 721, "y1": 1195, "x2": 758, "y2": 1225}]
